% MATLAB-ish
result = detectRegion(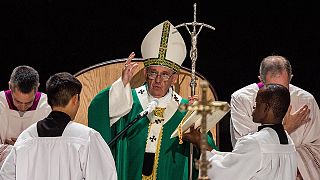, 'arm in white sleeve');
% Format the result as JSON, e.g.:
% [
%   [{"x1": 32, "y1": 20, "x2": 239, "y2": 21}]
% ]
[
  {"x1": 0, "y1": 147, "x2": 16, "y2": 180},
  {"x1": 83, "y1": 132, "x2": 117, "y2": 180},
  {"x1": 207, "y1": 137, "x2": 261, "y2": 180},
  {"x1": 109, "y1": 78, "x2": 133, "y2": 126},
  {"x1": 294, "y1": 95, "x2": 320, "y2": 180}
]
